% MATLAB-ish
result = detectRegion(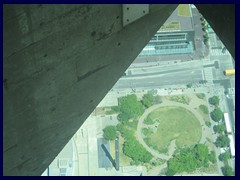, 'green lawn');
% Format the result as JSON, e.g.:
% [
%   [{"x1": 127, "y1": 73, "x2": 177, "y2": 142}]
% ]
[
  {"x1": 144, "y1": 106, "x2": 202, "y2": 151},
  {"x1": 160, "y1": 21, "x2": 180, "y2": 31},
  {"x1": 110, "y1": 140, "x2": 115, "y2": 160},
  {"x1": 197, "y1": 108, "x2": 210, "y2": 122},
  {"x1": 178, "y1": 4, "x2": 191, "y2": 17},
  {"x1": 167, "y1": 95, "x2": 191, "y2": 105}
]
